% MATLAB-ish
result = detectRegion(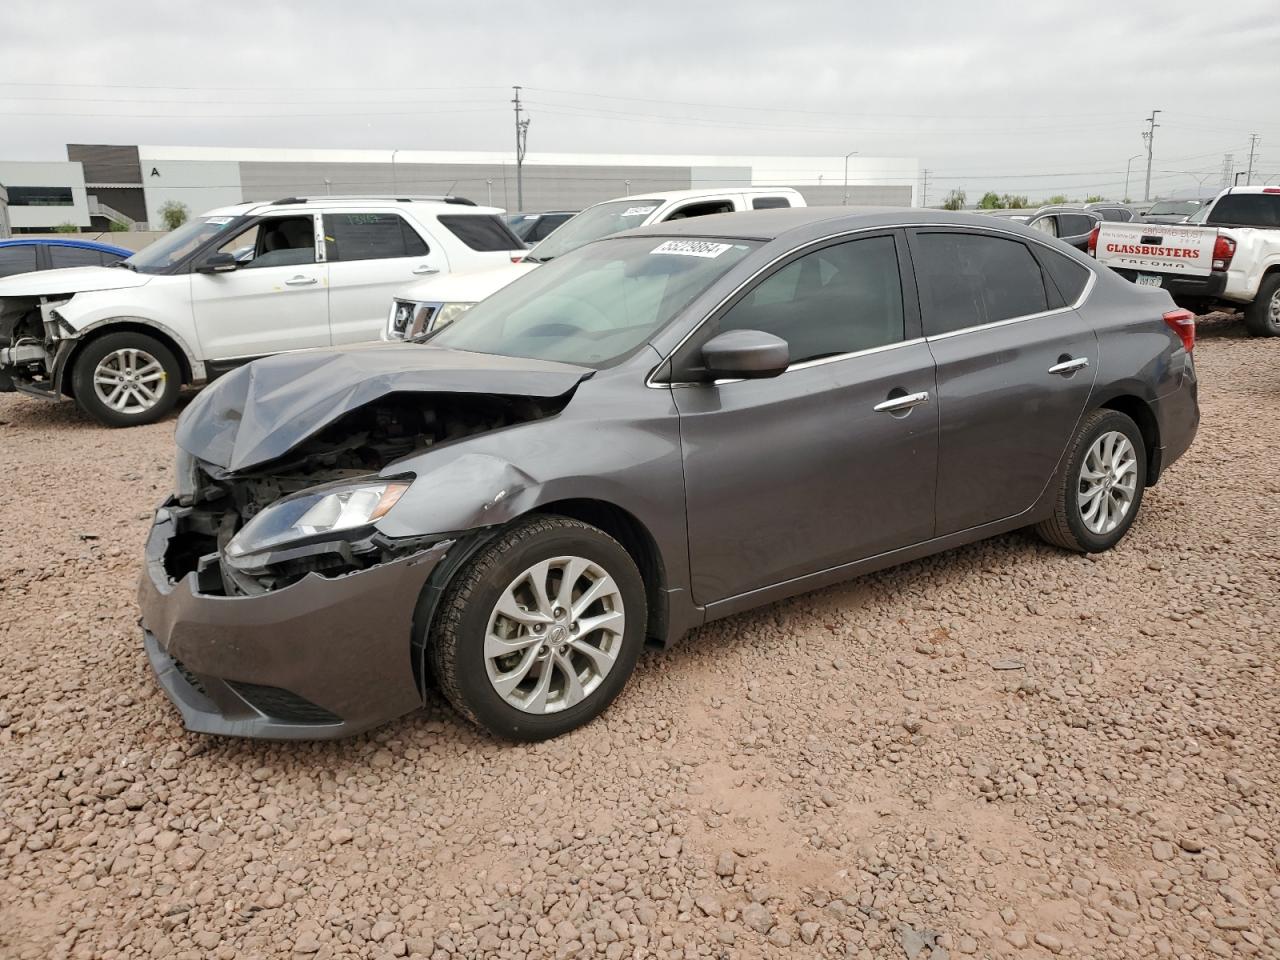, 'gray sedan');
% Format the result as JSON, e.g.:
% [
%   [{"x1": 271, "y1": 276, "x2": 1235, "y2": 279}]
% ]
[{"x1": 139, "y1": 208, "x2": 1200, "y2": 741}]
